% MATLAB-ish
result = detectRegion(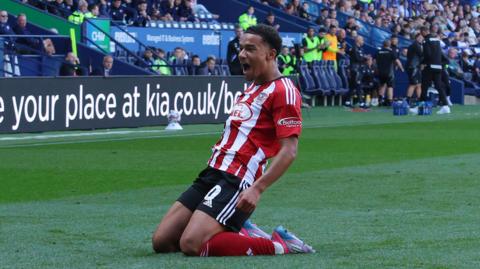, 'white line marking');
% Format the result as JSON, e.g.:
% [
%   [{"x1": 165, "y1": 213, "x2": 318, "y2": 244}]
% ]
[{"x1": 0, "y1": 129, "x2": 170, "y2": 141}]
